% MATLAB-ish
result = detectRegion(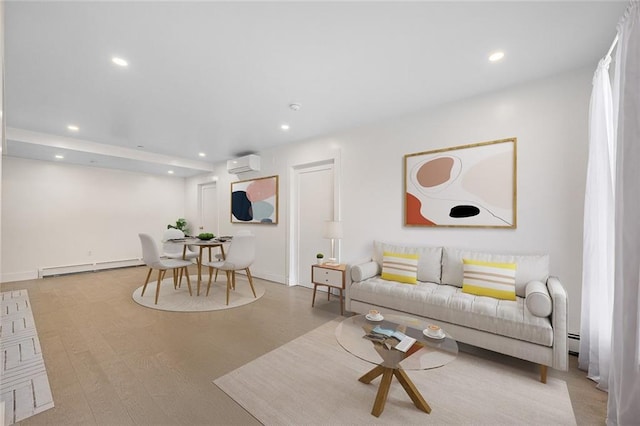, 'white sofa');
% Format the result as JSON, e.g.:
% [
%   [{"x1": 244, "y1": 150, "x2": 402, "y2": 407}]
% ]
[{"x1": 346, "y1": 241, "x2": 568, "y2": 383}]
